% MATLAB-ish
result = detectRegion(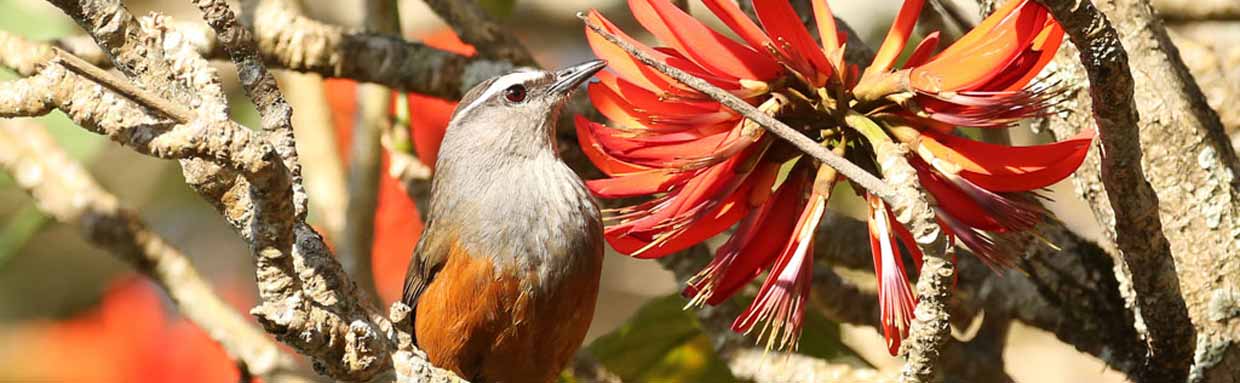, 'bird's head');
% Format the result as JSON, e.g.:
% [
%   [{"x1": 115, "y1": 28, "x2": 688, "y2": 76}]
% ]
[{"x1": 438, "y1": 60, "x2": 607, "y2": 161}]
